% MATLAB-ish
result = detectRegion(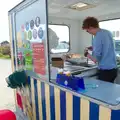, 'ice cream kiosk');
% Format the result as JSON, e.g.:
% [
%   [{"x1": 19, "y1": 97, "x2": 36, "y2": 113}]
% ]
[{"x1": 8, "y1": 0, "x2": 120, "y2": 119}]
